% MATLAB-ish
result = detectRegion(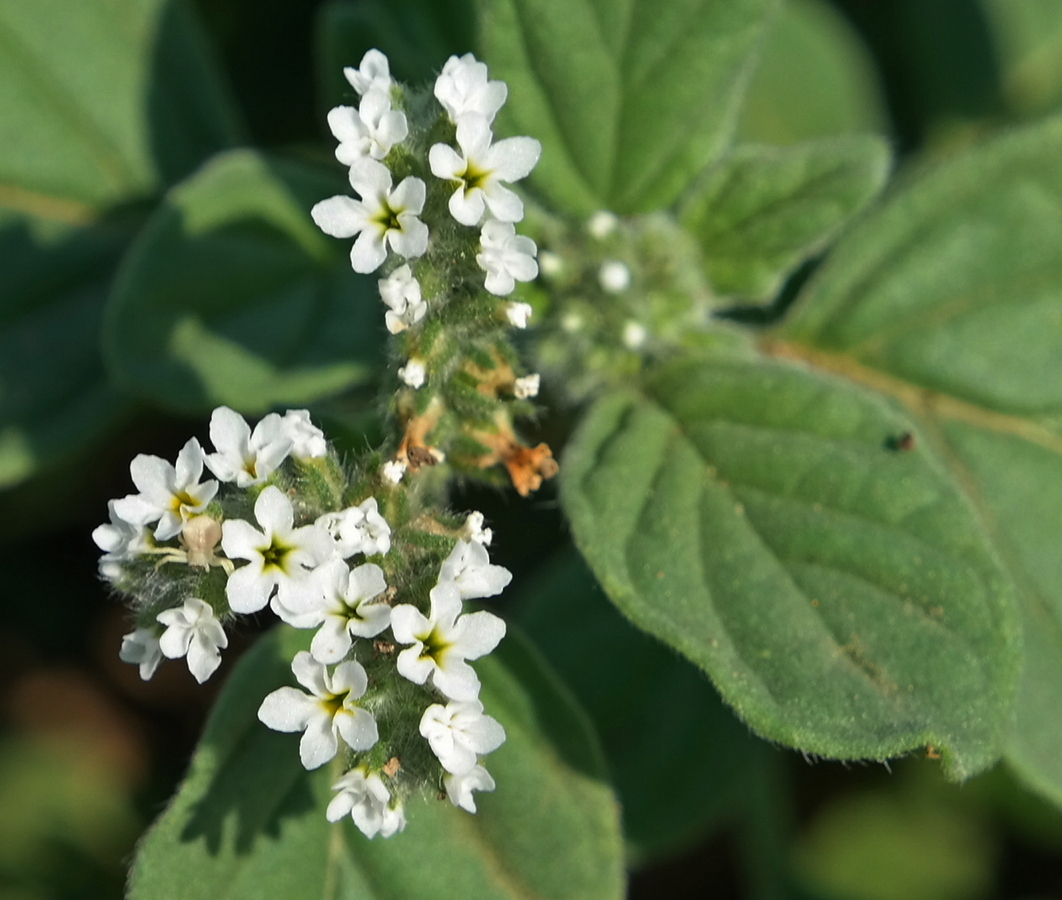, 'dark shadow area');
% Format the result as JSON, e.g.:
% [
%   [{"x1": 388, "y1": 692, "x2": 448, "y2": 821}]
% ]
[
  {"x1": 146, "y1": 0, "x2": 245, "y2": 191},
  {"x1": 179, "y1": 729, "x2": 316, "y2": 855},
  {"x1": 828, "y1": 0, "x2": 1004, "y2": 155}
]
